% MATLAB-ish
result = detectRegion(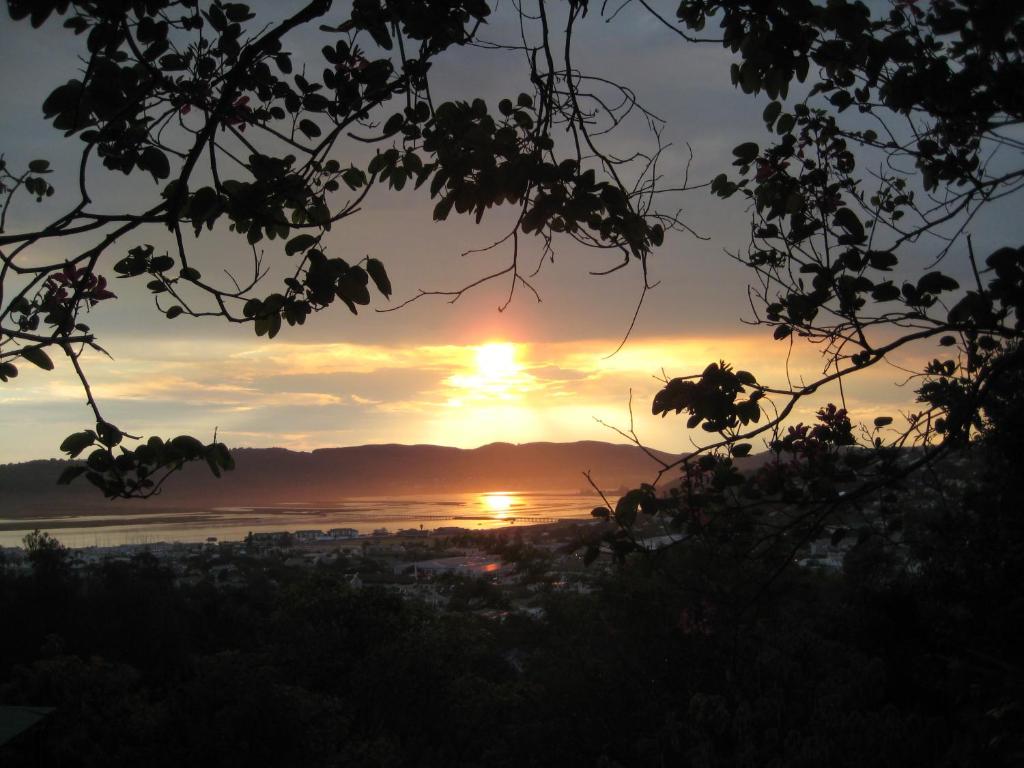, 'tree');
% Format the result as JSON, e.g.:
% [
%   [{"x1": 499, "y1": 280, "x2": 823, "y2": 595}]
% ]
[
  {"x1": 569, "y1": 0, "x2": 1024, "y2": 577},
  {"x1": 22, "y1": 528, "x2": 69, "y2": 578},
  {"x1": 1, "y1": 0, "x2": 683, "y2": 498}
]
